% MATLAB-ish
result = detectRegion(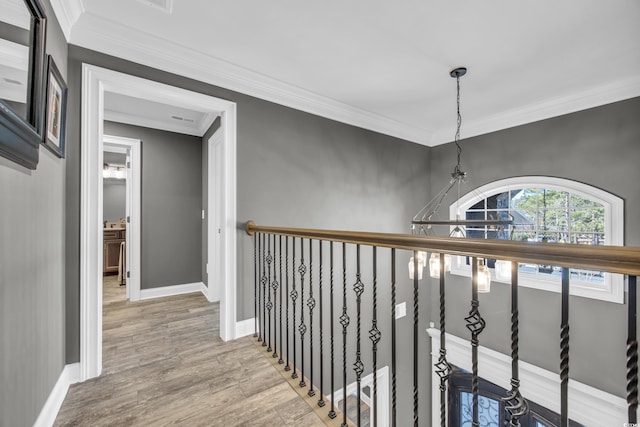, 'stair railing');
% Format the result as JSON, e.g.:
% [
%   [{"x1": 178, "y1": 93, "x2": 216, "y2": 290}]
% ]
[{"x1": 246, "y1": 220, "x2": 640, "y2": 427}]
